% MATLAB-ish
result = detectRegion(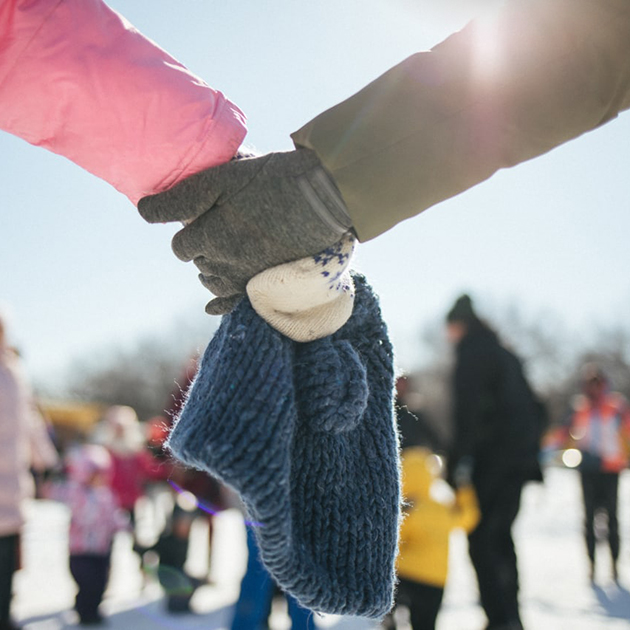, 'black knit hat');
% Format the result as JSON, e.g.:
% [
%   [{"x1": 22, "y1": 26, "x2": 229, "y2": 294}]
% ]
[{"x1": 446, "y1": 294, "x2": 477, "y2": 324}]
